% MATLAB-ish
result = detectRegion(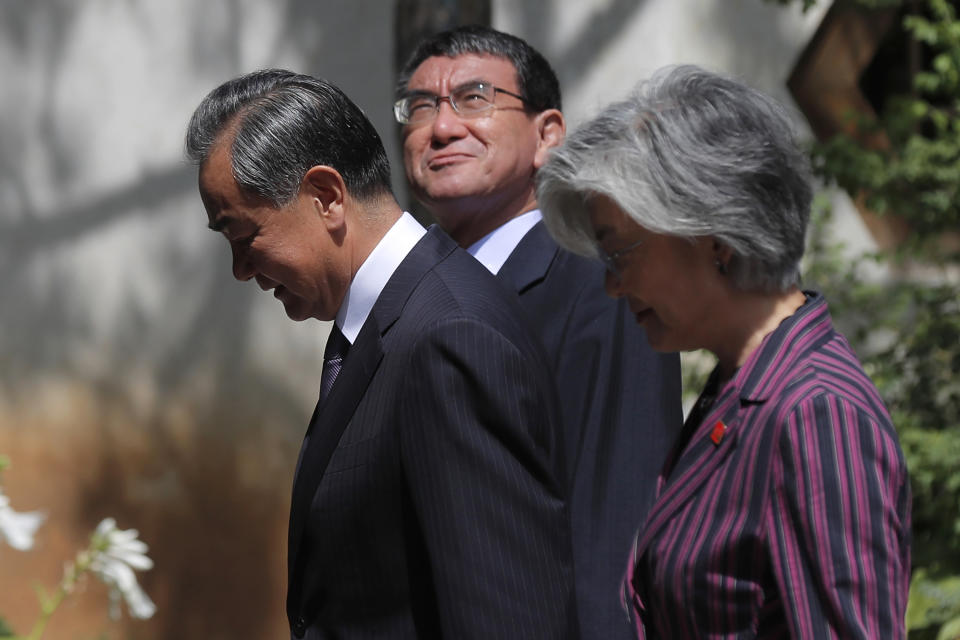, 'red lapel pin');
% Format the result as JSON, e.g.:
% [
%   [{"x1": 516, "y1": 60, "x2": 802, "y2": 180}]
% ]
[{"x1": 710, "y1": 420, "x2": 727, "y2": 445}]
